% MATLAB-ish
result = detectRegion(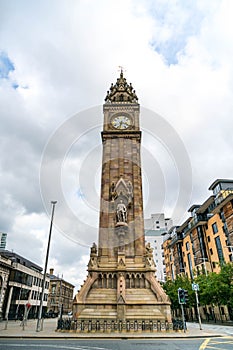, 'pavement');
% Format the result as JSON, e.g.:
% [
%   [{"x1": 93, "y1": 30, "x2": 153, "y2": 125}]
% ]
[{"x1": 1, "y1": 318, "x2": 233, "y2": 339}]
